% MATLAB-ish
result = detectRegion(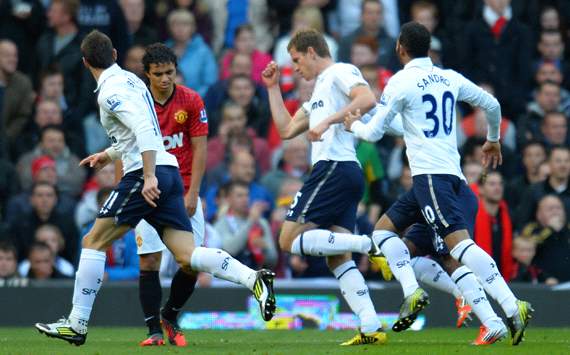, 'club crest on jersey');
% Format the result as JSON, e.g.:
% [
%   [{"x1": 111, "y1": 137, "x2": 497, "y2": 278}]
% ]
[
  {"x1": 106, "y1": 95, "x2": 121, "y2": 111},
  {"x1": 174, "y1": 110, "x2": 188, "y2": 124},
  {"x1": 199, "y1": 108, "x2": 208, "y2": 123}
]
